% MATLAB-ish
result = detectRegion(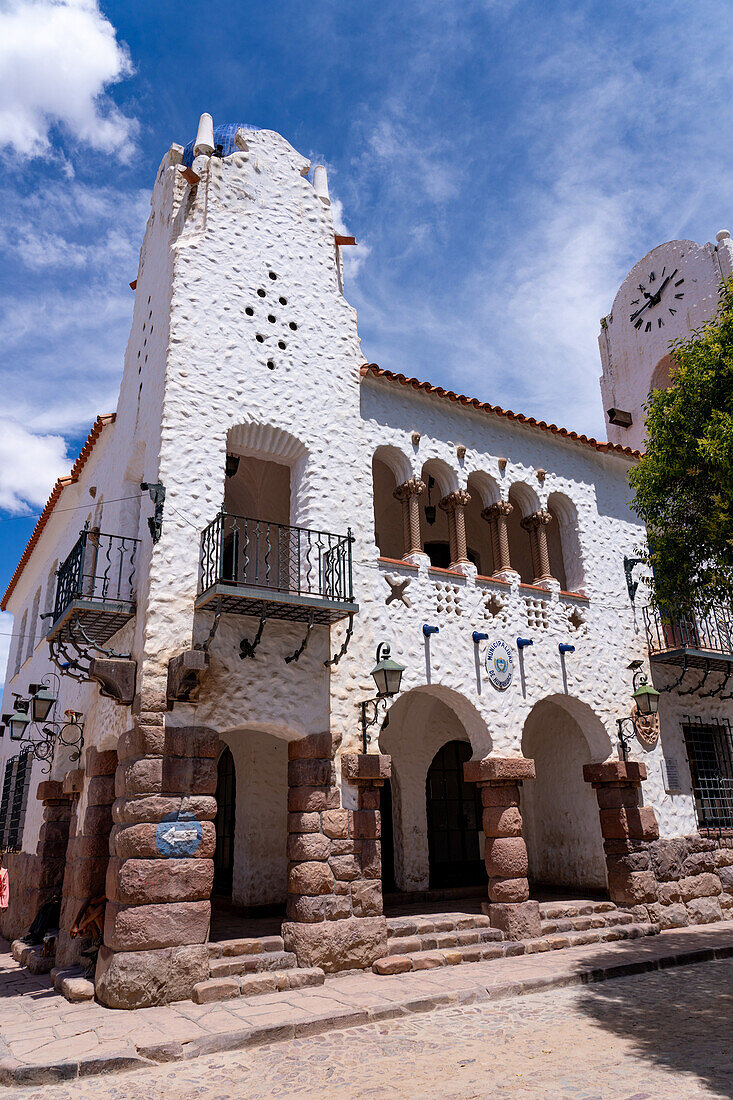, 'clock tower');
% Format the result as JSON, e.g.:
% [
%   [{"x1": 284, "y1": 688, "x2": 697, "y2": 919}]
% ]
[{"x1": 599, "y1": 230, "x2": 733, "y2": 452}]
